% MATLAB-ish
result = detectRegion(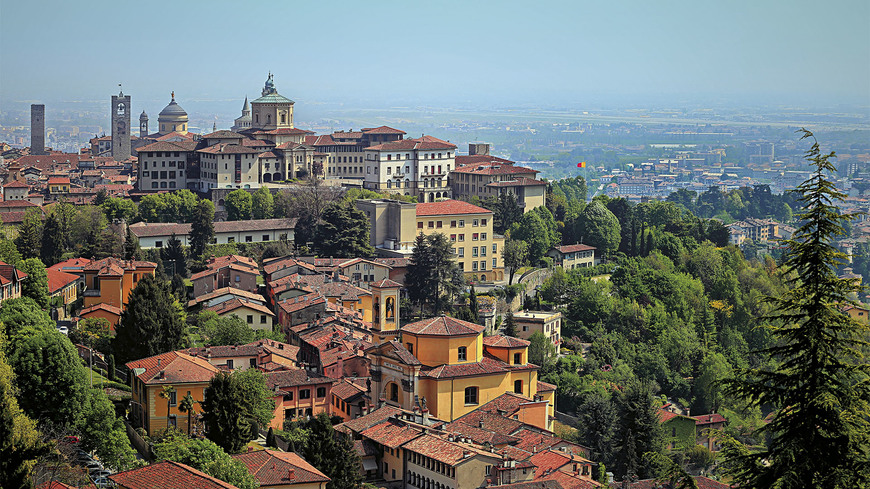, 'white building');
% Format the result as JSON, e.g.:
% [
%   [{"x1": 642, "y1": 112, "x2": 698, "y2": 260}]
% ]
[{"x1": 129, "y1": 218, "x2": 297, "y2": 249}]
